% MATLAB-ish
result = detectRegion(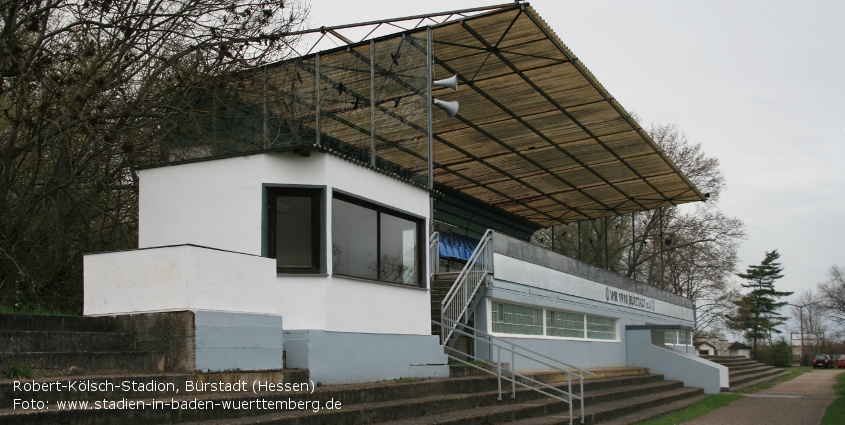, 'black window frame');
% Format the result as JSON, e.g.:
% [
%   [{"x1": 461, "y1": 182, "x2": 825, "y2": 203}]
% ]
[
  {"x1": 266, "y1": 186, "x2": 324, "y2": 274},
  {"x1": 331, "y1": 192, "x2": 425, "y2": 288}
]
